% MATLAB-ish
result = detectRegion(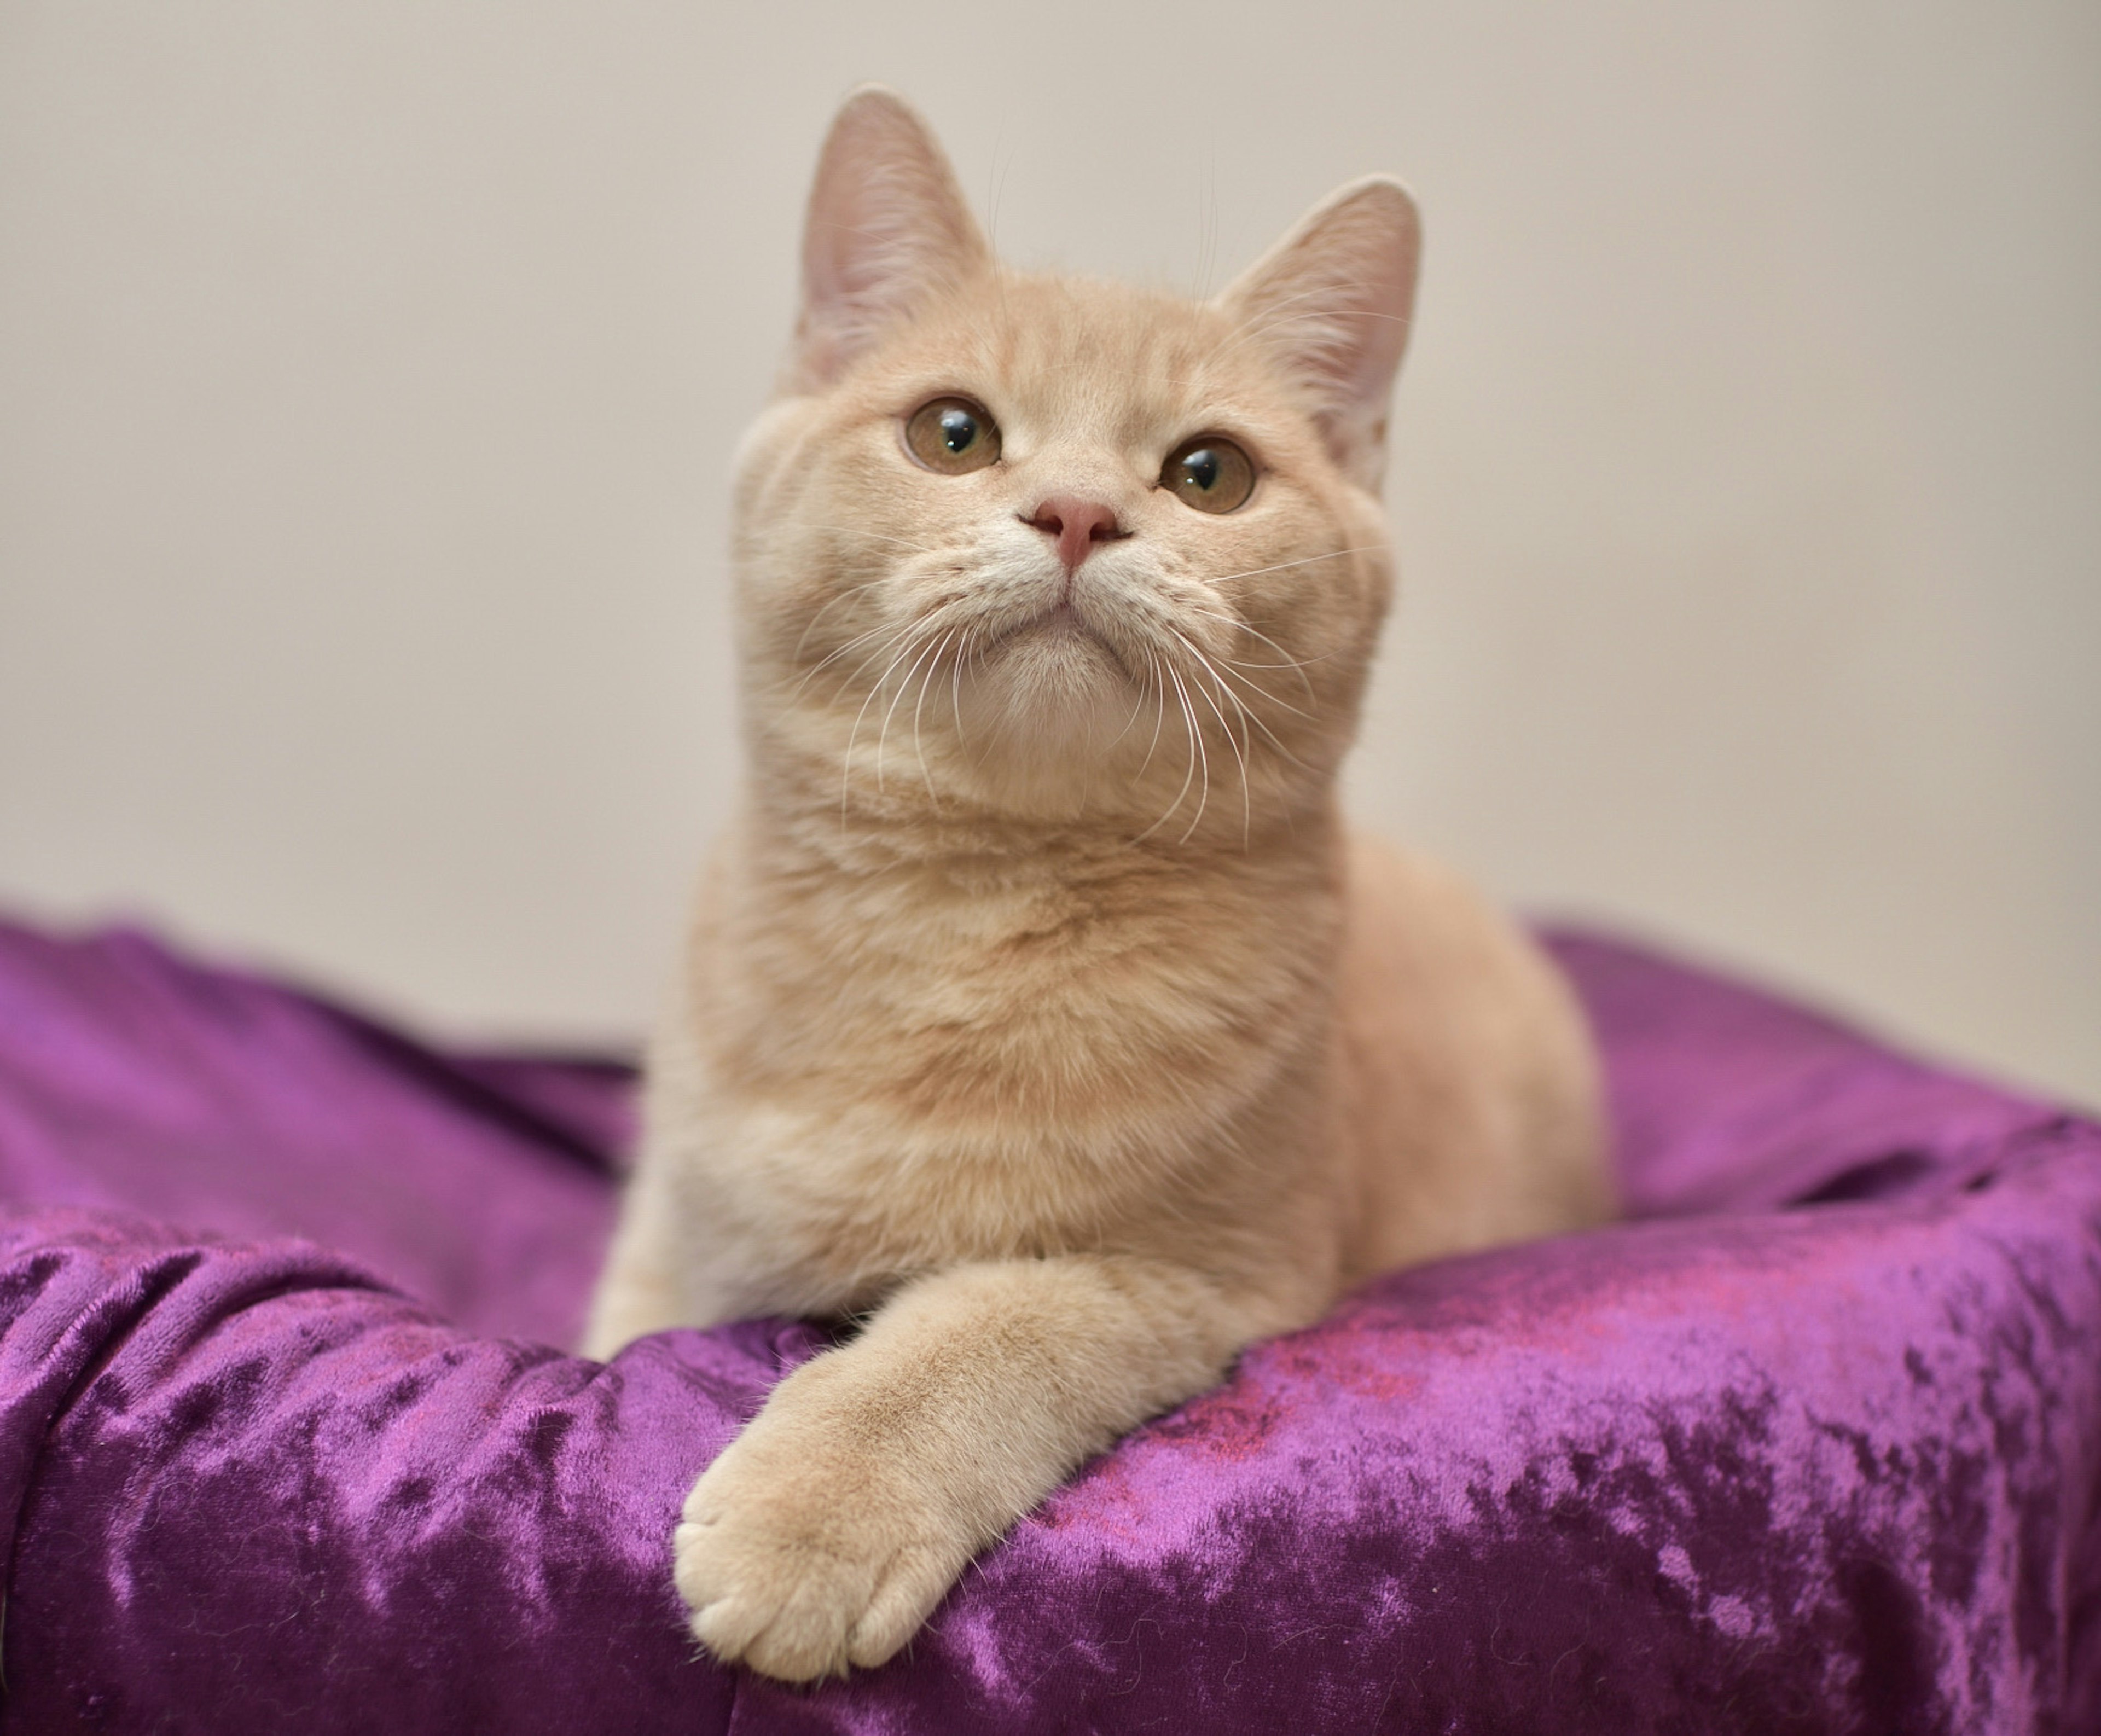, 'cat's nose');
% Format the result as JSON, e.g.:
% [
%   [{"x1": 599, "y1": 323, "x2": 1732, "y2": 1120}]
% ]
[{"x1": 1023, "y1": 497, "x2": 1127, "y2": 574}]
